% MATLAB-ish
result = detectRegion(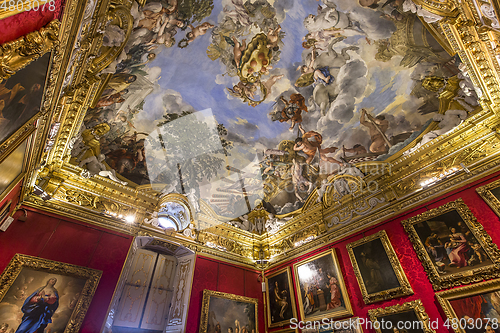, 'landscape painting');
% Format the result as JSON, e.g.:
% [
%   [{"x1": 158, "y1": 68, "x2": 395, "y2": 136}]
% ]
[
  {"x1": 72, "y1": 0, "x2": 479, "y2": 223},
  {"x1": 199, "y1": 289, "x2": 258, "y2": 333}
]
